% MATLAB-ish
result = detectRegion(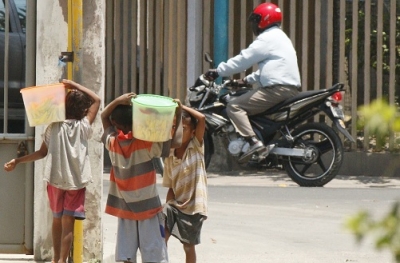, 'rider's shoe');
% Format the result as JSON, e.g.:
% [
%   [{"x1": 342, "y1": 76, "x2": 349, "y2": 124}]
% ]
[
  {"x1": 259, "y1": 144, "x2": 275, "y2": 159},
  {"x1": 239, "y1": 140, "x2": 265, "y2": 163}
]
